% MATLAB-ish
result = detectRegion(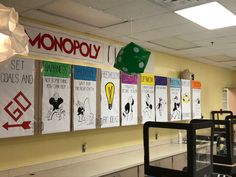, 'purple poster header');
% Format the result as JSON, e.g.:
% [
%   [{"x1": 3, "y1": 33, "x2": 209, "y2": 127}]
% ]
[
  {"x1": 121, "y1": 73, "x2": 138, "y2": 84},
  {"x1": 155, "y1": 76, "x2": 167, "y2": 86}
]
